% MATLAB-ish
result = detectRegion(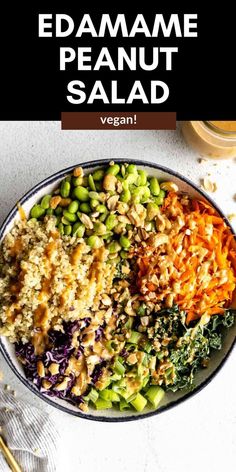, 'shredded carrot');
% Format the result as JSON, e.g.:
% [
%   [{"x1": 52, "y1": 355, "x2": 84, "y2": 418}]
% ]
[{"x1": 135, "y1": 193, "x2": 236, "y2": 324}]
